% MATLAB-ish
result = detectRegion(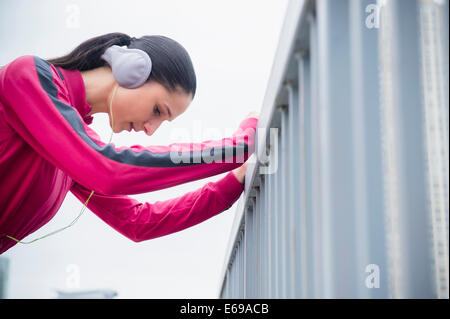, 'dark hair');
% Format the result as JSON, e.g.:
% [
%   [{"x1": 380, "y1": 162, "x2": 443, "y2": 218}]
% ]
[{"x1": 46, "y1": 32, "x2": 196, "y2": 98}]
